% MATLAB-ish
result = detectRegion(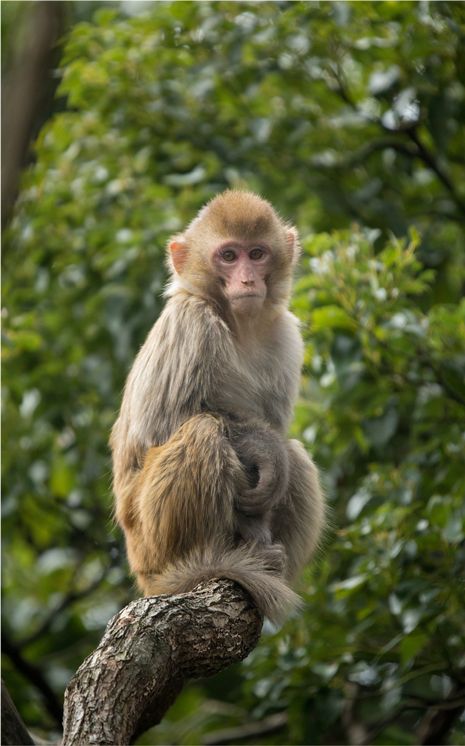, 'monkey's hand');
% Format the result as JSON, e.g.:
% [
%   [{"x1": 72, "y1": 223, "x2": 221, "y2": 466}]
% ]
[
  {"x1": 229, "y1": 422, "x2": 289, "y2": 514},
  {"x1": 245, "y1": 540, "x2": 287, "y2": 575}
]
